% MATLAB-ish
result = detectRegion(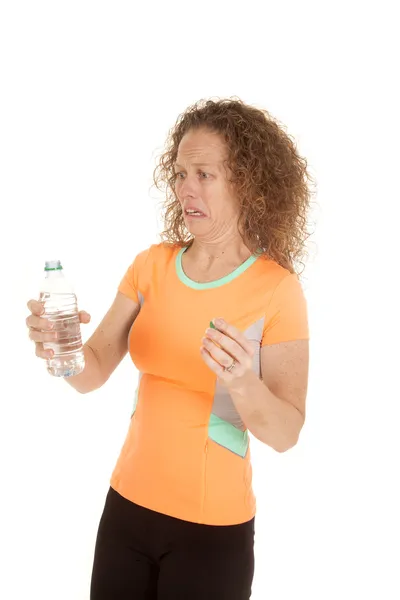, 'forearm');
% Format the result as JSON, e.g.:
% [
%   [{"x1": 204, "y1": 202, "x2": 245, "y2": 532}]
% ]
[
  {"x1": 64, "y1": 343, "x2": 104, "y2": 394},
  {"x1": 228, "y1": 371, "x2": 305, "y2": 452}
]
